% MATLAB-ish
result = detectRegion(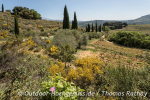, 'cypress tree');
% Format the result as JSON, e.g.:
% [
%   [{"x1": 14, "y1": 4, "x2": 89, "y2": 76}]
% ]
[
  {"x1": 63, "y1": 5, "x2": 70, "y2": 29},
  {"x1": 96, "y1": 21, "x2": 97, "y2": 32},
  {"x1": 2, "y1": 4, "x2": 4, "y2": 12},
  {"x1": 88, "y1": 24, "x2": 90, "y2": 32},
  {"x1": 103, "y1": 26, "x2": 105, "y2": 31},
  {"x1": 72, "y1": 20, "x2": 74, "y2": 29},
  {"x1": 92, "y1": 23, "x2": 93, "y2": 32},
  {"x1": 86, "y1": 26, "x2": 87, "y2": 32},
  {"x1": 99, "y1": 24, "x2": 101, "y2": 32},
  {"x1": 14, "y1": 8, "x2": 19, "y2": 36},
  {"x1": 73, "y1": 12, "x2": 78, "y2": 29}
]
